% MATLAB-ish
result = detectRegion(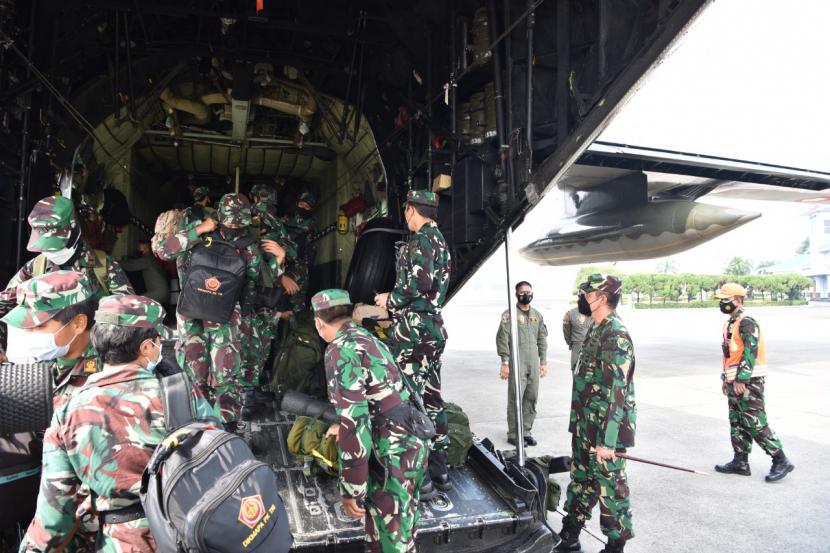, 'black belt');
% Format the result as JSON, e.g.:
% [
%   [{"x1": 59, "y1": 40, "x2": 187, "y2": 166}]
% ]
[{"x1": 99, "y1": 503, "x2": 145, "y2": 524}]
